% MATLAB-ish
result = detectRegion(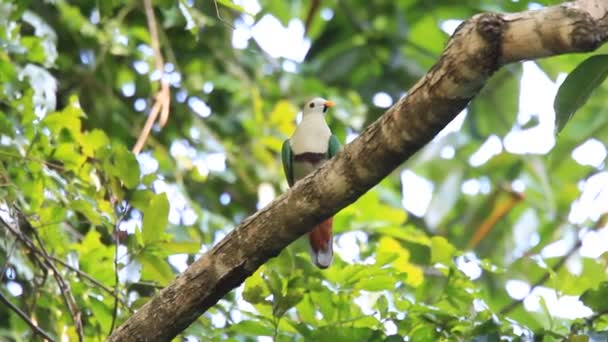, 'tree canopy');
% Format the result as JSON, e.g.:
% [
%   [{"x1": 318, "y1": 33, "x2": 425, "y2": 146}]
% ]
[{"x1": 1, "y1": 0, "x2": 608, "y2": 341}]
